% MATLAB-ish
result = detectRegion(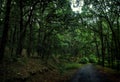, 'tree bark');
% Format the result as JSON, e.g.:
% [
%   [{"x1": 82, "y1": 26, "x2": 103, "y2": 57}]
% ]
[
  {"x1": 0, "y1": 0, "x2": 12, "y2": 61},
  {"x1": 99, "y1": 19, "x2": 105, "y2": 67},
  {"x1": 16, "y1": 0, "x2": 23, "y2": 57}
]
